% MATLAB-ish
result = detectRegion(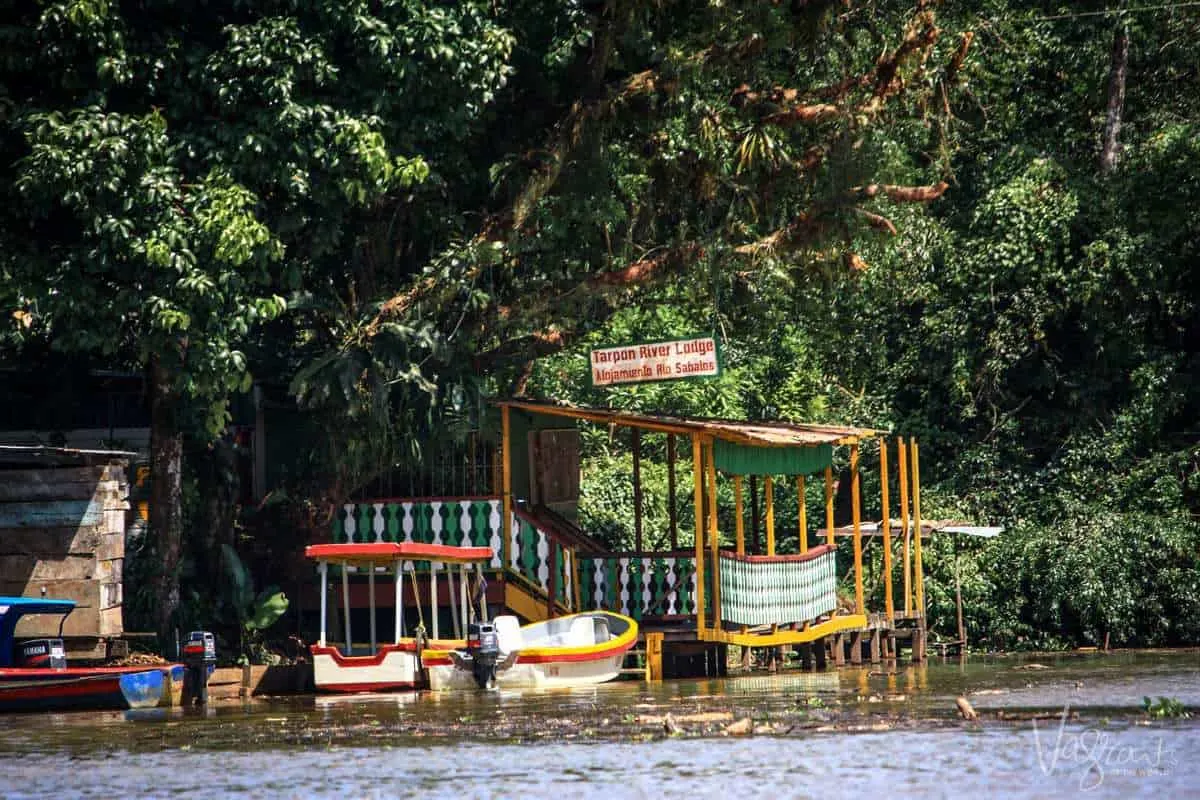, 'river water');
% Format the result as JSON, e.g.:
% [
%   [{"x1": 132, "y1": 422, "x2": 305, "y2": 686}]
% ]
[{"x1": 1, "y1": 650, "x2": 1197, "y2": 798}]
